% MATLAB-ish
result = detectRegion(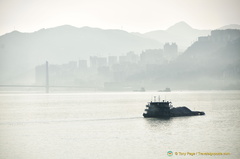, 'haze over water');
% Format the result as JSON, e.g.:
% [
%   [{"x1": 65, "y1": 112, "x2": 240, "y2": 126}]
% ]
[
  {"x1": 1, "y1": 0, "x2": 240, "y2": 158},
  {"x1": 0, "y1": 91, "x2": 239, "y2": 159}
]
